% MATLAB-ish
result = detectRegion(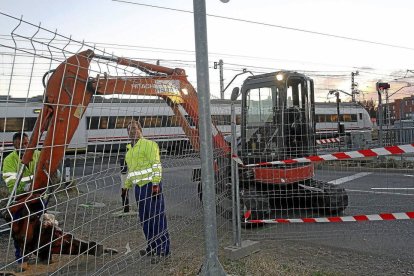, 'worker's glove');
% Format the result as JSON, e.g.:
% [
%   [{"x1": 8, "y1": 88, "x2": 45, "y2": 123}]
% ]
[{"x1": 151, "y1": 184, "x2": 161, "y2": 196}]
